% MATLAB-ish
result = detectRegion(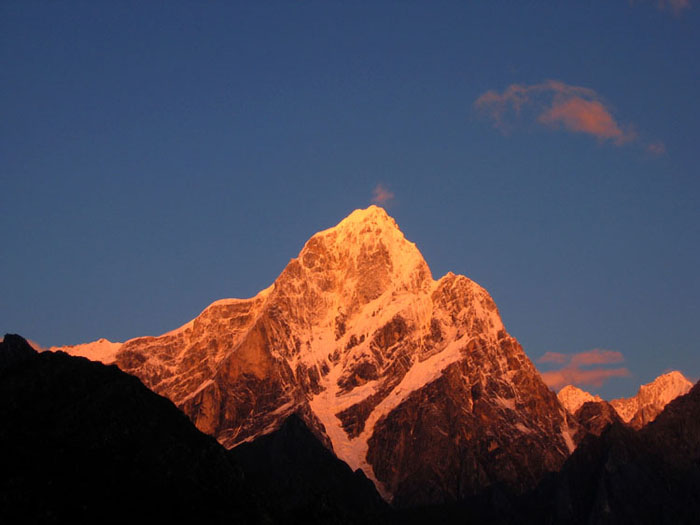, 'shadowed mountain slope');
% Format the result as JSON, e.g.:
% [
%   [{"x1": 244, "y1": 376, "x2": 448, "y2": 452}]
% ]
[{"x1": 230, "y1": 414, "x2": 390, "y2": 524}]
